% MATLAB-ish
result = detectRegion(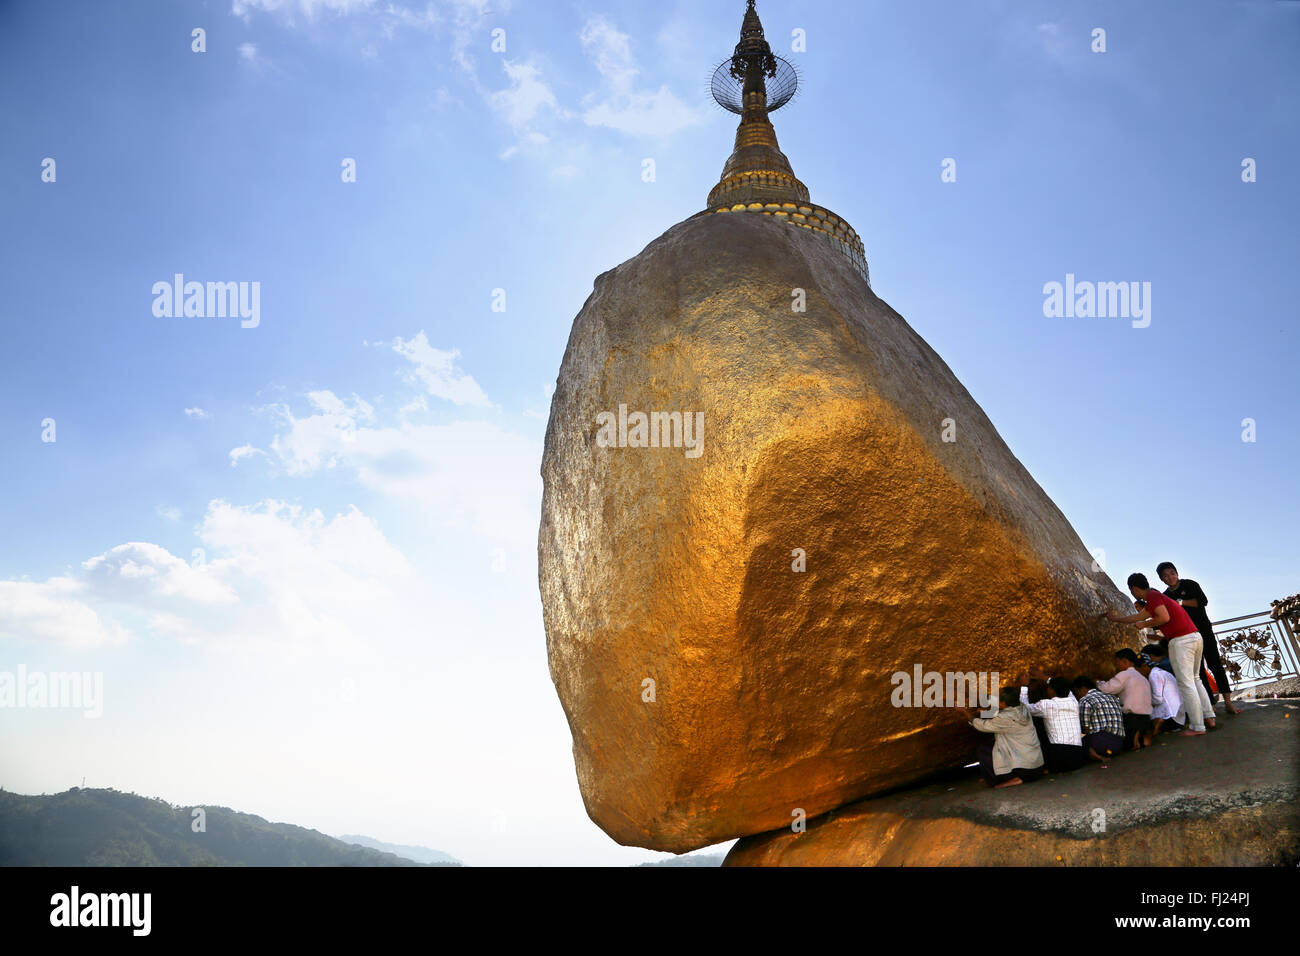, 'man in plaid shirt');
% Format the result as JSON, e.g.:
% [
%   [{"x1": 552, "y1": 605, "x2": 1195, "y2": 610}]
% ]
[{"x1": 1071, "y1": 675, "x2": 1126, "y2": 762}]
